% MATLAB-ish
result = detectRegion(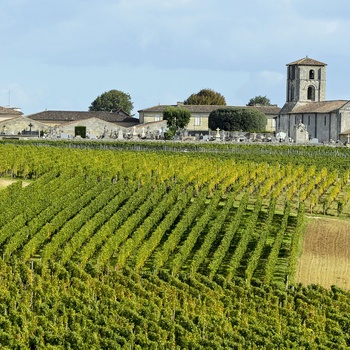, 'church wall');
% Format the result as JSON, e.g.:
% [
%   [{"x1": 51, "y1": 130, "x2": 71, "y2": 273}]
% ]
[
  {"x1": 302, "y1": 114, "x2": 316, "y2": 140},
  {"x1": 339, "y1": 104, "x2": 350, "y2": 134},
  {"x1": 313, "y1": 112, "x2": 339, "y2": 142},
  {"x1": 330, "y1": 113, "x2": 340, "y2": 141},
  {"x1": 340, "y1": 111, "x2": 350, "y2": 133}
]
